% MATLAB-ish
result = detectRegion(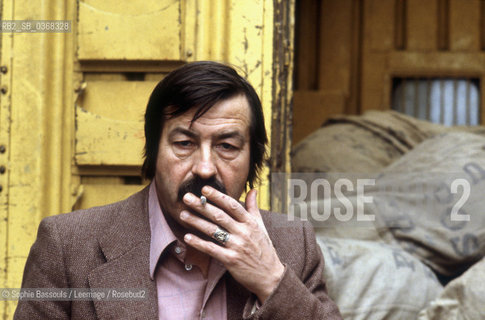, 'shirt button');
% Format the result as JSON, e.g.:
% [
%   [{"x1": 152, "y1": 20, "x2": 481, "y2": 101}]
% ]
[
  {"x1": 185, "y1": 264, "x2": 192, "y2": 271},
  {"x1": 200, "y1": 310, "x2": 206, "y2": 319},
  {"x1": 175, "y1": 246, "x2": 182, "y2": 254}
]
